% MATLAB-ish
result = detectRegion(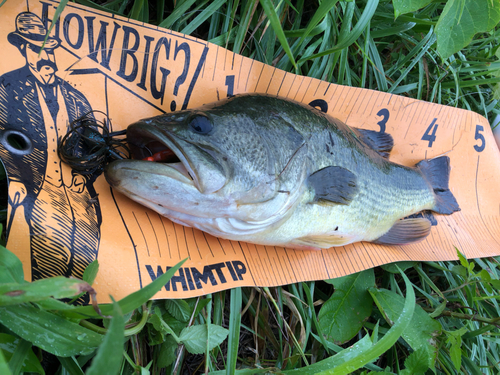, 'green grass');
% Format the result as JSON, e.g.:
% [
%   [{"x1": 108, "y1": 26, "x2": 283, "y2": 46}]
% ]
[{"x1": 1, "y1": 0, "x2": 500, "y2": 374}]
